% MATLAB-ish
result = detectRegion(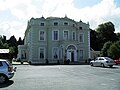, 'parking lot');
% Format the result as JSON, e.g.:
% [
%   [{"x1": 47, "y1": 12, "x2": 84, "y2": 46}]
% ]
[{"x1": 0, "y1": 65, "x2": 120, "y2": 90}]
